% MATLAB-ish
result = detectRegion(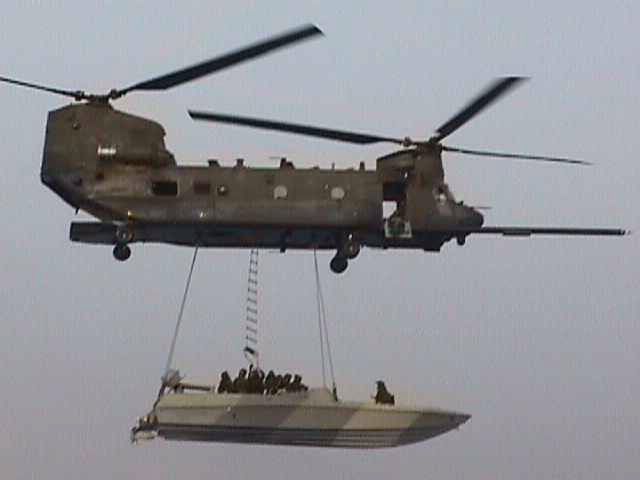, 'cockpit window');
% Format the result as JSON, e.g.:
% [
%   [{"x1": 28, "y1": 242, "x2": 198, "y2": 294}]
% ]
[{"x1": 433, "y1": 184, "x2": 454, "y2": 204}]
